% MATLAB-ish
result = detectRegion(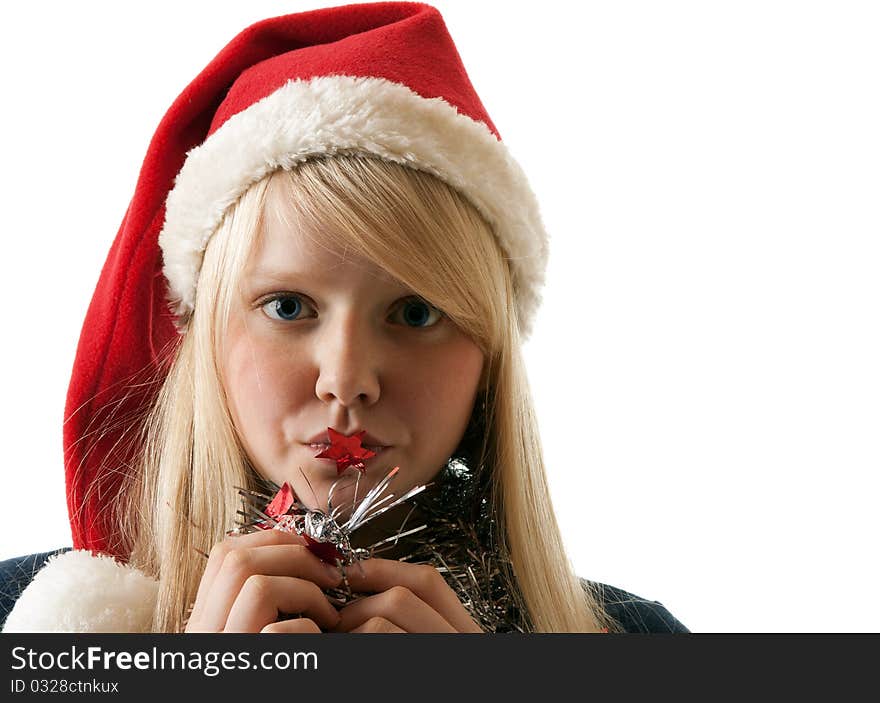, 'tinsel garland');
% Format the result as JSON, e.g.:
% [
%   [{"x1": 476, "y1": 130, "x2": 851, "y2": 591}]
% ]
[
  {"x1": 238, "y1": 459, "x2": 532, "y2": 633},
  {"x1": 367, "y1": 460, "x2": 533, "y2": 633}
]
